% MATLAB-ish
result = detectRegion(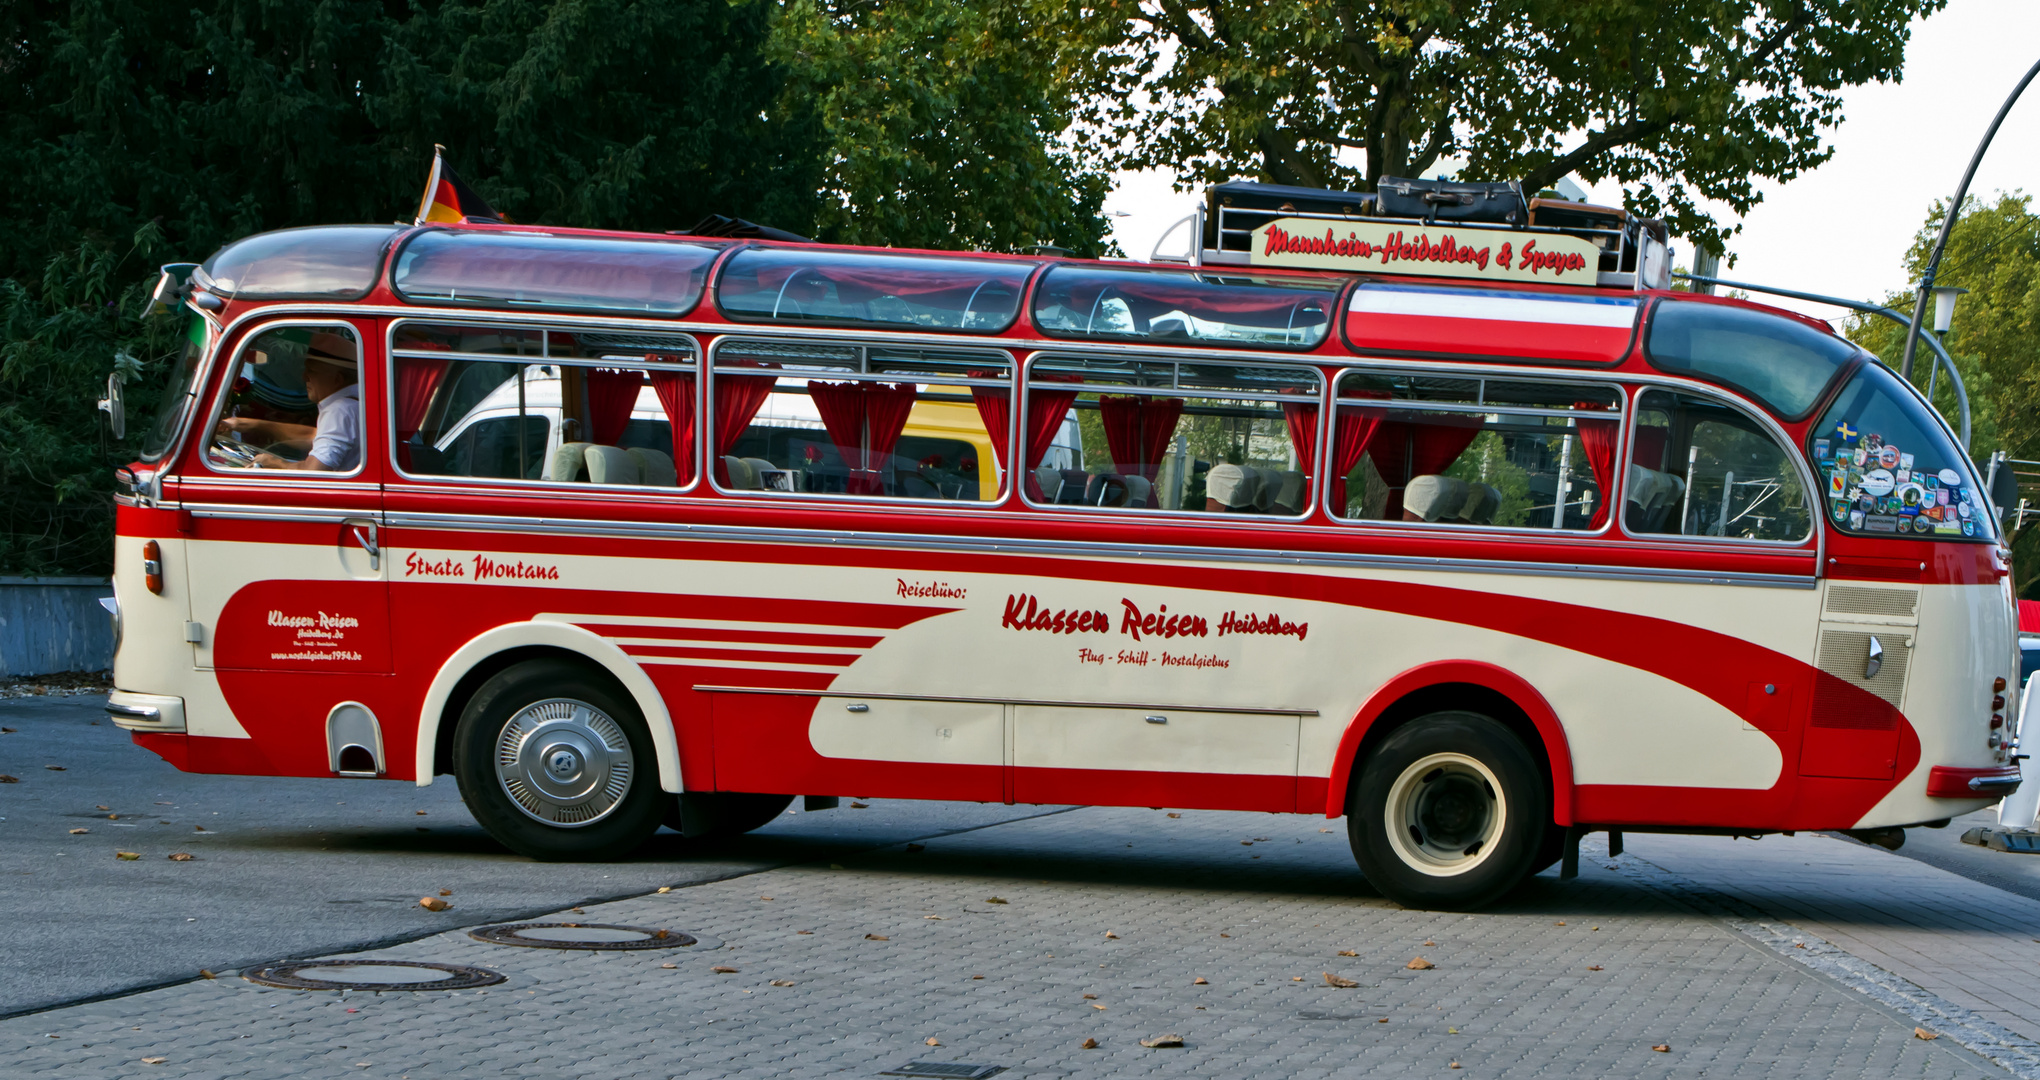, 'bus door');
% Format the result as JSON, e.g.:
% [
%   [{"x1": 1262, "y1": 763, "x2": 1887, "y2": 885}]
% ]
[{"x1": 178, "y1": 319, "x2": 392, "y2": 770}]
